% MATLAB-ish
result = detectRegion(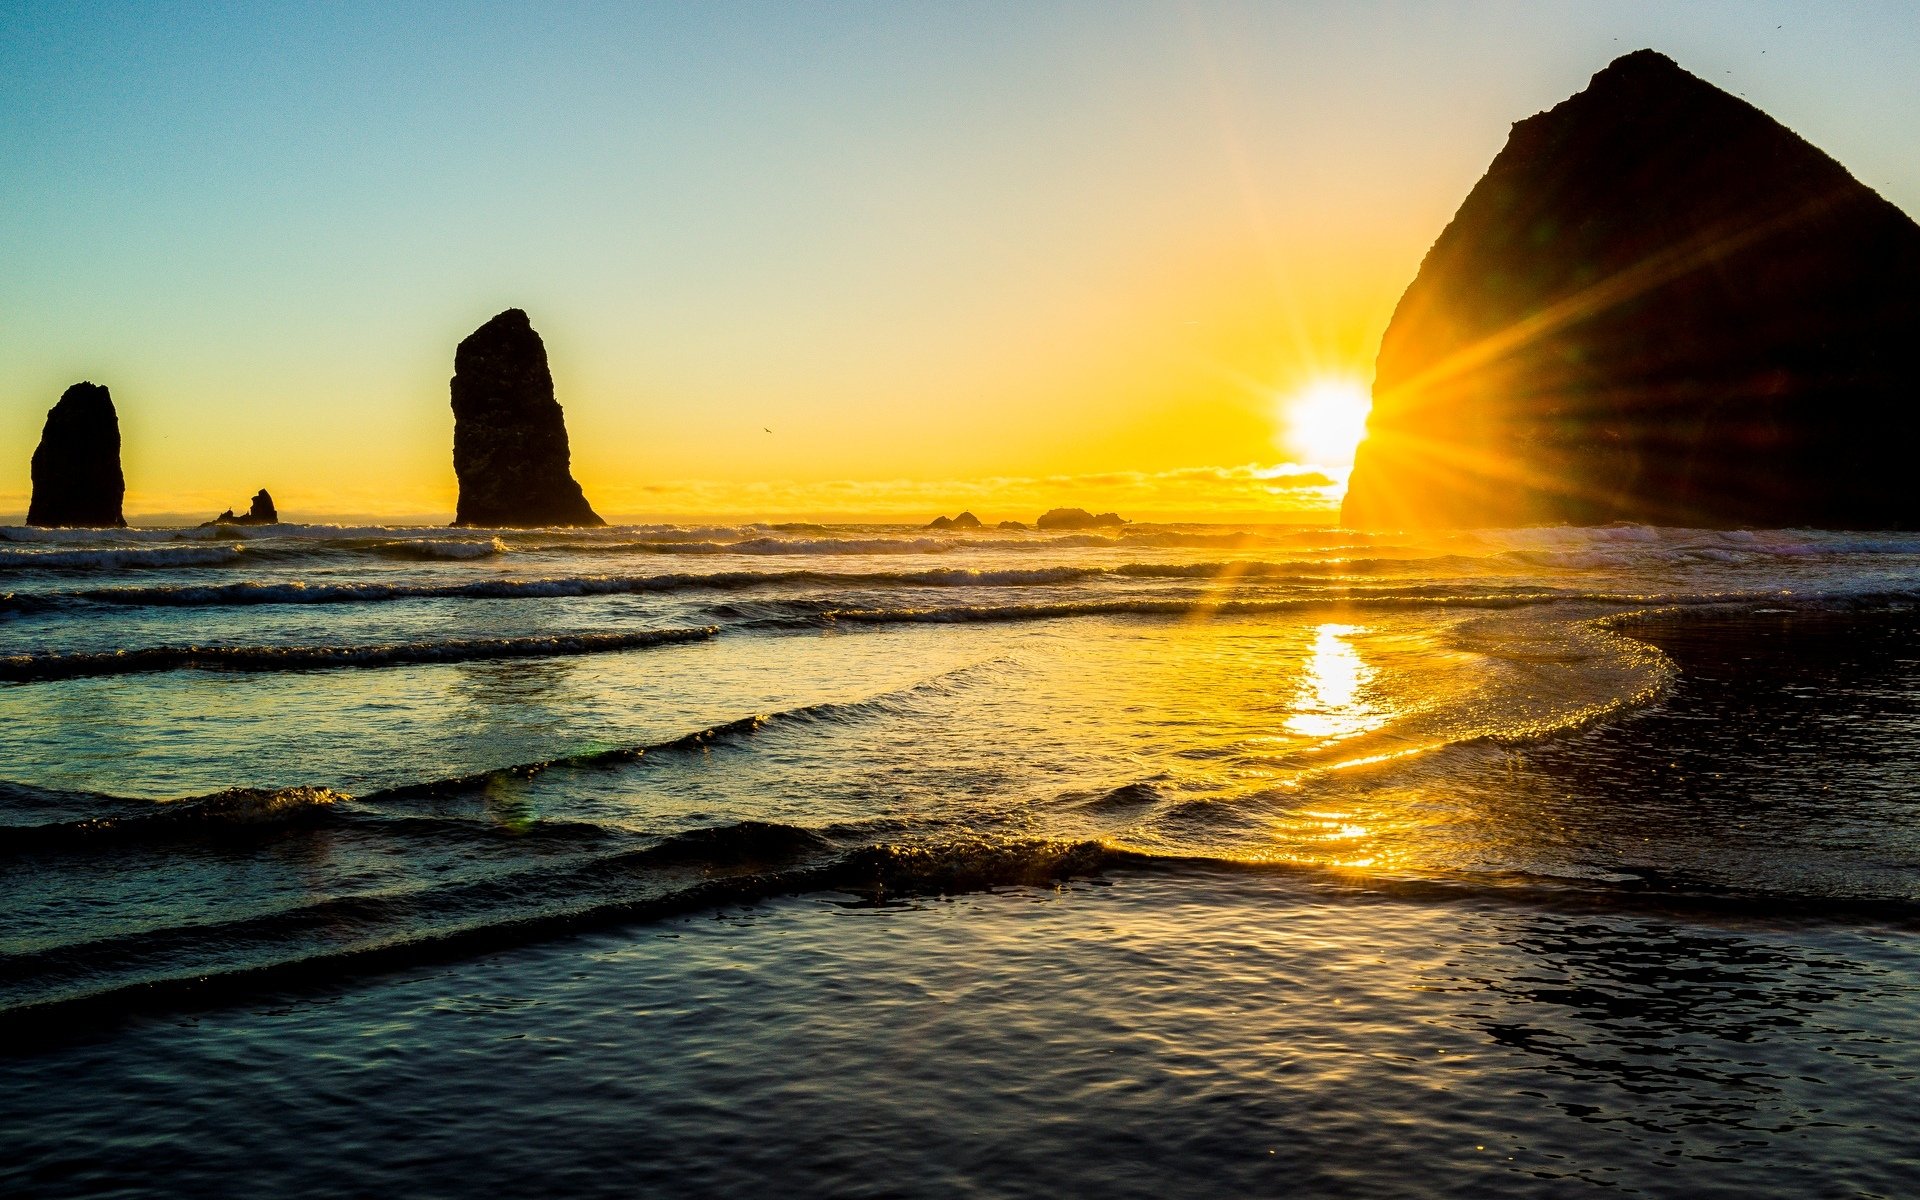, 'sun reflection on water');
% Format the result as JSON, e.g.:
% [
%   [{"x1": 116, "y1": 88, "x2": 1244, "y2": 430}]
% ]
[{"x1": 1284, "y1": 623, "x2": 1384, "y2": 741}]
